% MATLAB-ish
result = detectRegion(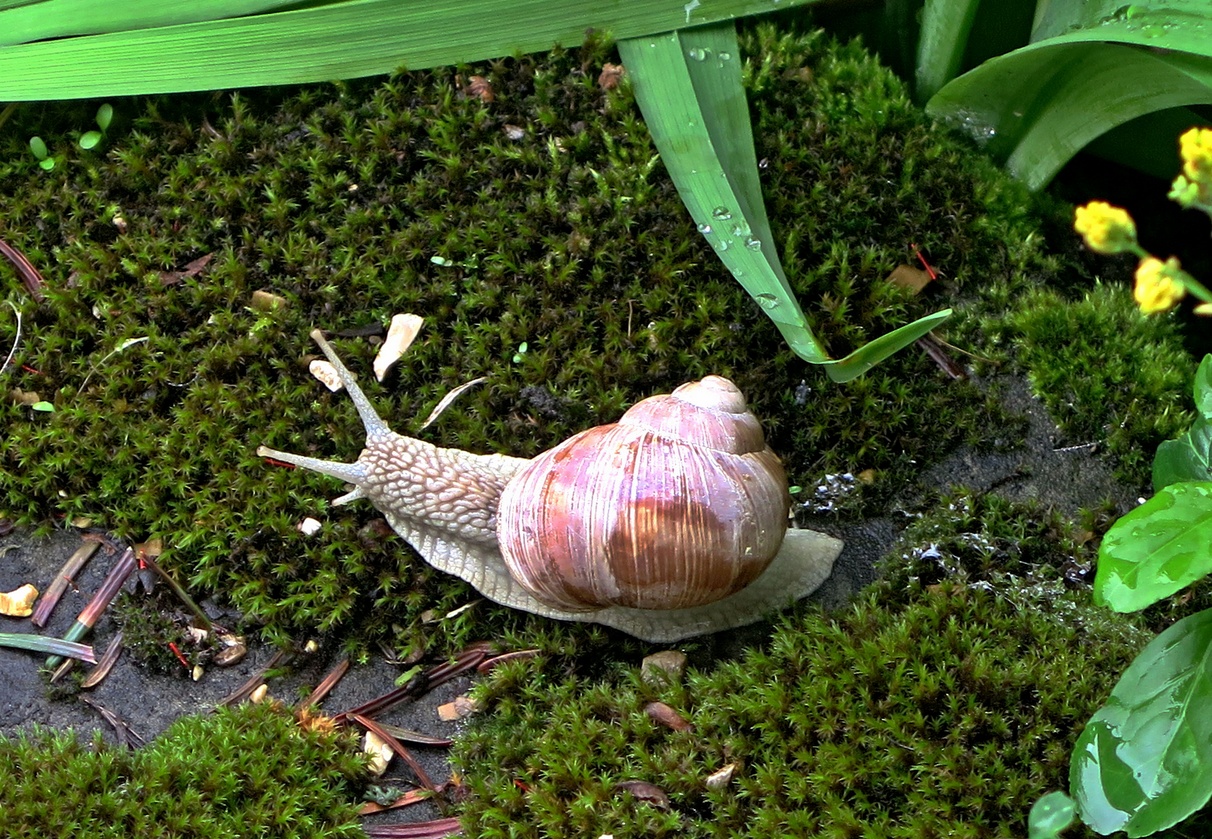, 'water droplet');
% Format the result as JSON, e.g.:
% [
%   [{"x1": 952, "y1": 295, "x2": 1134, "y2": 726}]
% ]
[
  {"x1": 712, "y1": 206, "x2": 732, "y2": 220},
  {"x1": 718, "y1": 52, "x2": 732, "y2": 61},
  {"x1": 755, "y1": 293, "x2": 779, "y2": 310},
  {"x1": 697, "y1": 223, "x2": 713, "y2": 234},
  {"x1": 745, "y1": 237, "x2": 762, "y2": 251},
  {"x1": 687, "y1": 48, "x2": 708, "y2": 61},
  {"x1": 718, "y1": 239, "x2": 731, "y2": 251}
]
